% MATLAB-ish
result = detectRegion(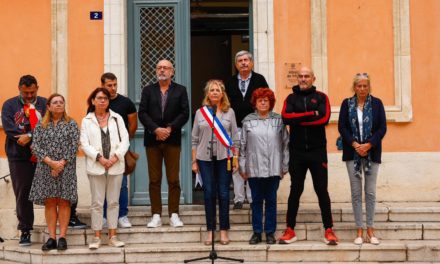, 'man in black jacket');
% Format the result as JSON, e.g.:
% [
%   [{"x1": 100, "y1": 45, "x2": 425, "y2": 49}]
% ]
[
  {"x1": 138, "y1": 59, "x2": 189, "y2": 228},
  {"x1": 225, "y1": 50, "x2": 268, "y2": 210},
  {"x1": 279, "y1": 66, "x2": 338, "y2": 245}
]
